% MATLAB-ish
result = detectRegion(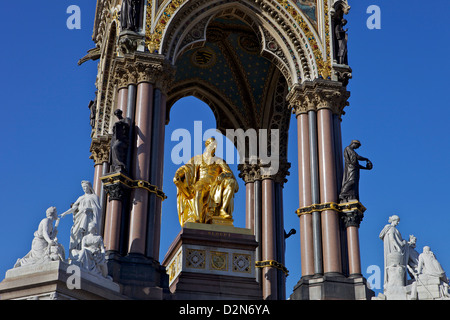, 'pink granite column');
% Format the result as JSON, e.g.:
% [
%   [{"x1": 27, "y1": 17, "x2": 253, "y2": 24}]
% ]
[
  {"x1": 347, "y1": 226, "x2": 362, "y2": 276},
  {"x1": 317, "y1": 108, "x2": 342, "y2": 274},
  {"x1": 246, "y1": 181, "x2": 255, "y2": 231},
  {"x1": 104, "y1": 197, "x2": 122, "y2": 252},
  {"x1": 128, "y1": 82, "x2": 154, "y2": 255},
  {"x1": 116, "y1": 87, "x2": 129, "y2": 117},
  {"x1": 93, "y1": 163, "x2": 103, "y2": 197},
  {"x1": 102, "y1": 87, "x2": 128, "y2": 251},
  {"x1": 262, "y1": 178, "x2": 277, "y2": 299},
  {"x1": 296, "y1": 113, "x2": 315, "y2": 277},
  {"x1": 149, "y1": 91, "x2": 167, "y2": 260}
]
